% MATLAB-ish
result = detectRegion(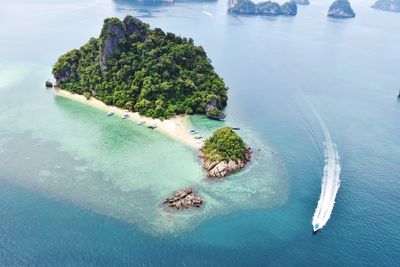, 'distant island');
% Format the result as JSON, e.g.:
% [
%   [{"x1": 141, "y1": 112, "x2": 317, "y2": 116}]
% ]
[
  {"x1": 327, "y1": 0, "x2": 356, "y2": 18},
  {"x1": 201, "y1": 127, "x2": 251, "y2": 178},
  {"x1": 295, "y1": 0, "x2": 310, "y2": 5},
  {"x1": 53, "y1": 16, "x2": 227, "y2": 119},
  {"x1": 227, "y1": 0, "x2": 297, "y2": 16},
  {"x1": 371, "y1": 0, "x2": 400, "y2": 12}
]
